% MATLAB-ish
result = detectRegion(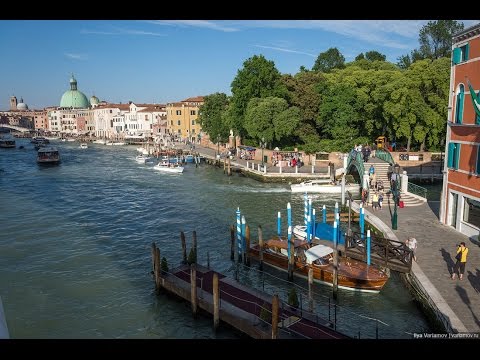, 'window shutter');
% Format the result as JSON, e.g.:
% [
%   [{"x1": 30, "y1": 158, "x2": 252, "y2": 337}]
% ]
[
  {"x1": 465, "y1": 43, "x2": 470, "y2": 61},
  {"x1": 477, "y1": 145, "x2": 480, "y2": 175},
  {"x1": 454, "y1": 143, "x2": 461, "y2": 169},
  {"x1": 452, "y1": 48, "x2": 461, "y2": 64},
  {"x1": 448, "y1": 143, "x2": 455, "y2": 168}
]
